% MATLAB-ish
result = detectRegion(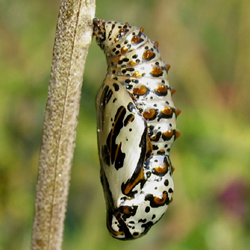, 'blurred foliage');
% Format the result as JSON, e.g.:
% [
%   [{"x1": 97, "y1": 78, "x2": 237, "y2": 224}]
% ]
[{"x1": 0, "y1": 0, "x2": 250, "y2": 249}]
